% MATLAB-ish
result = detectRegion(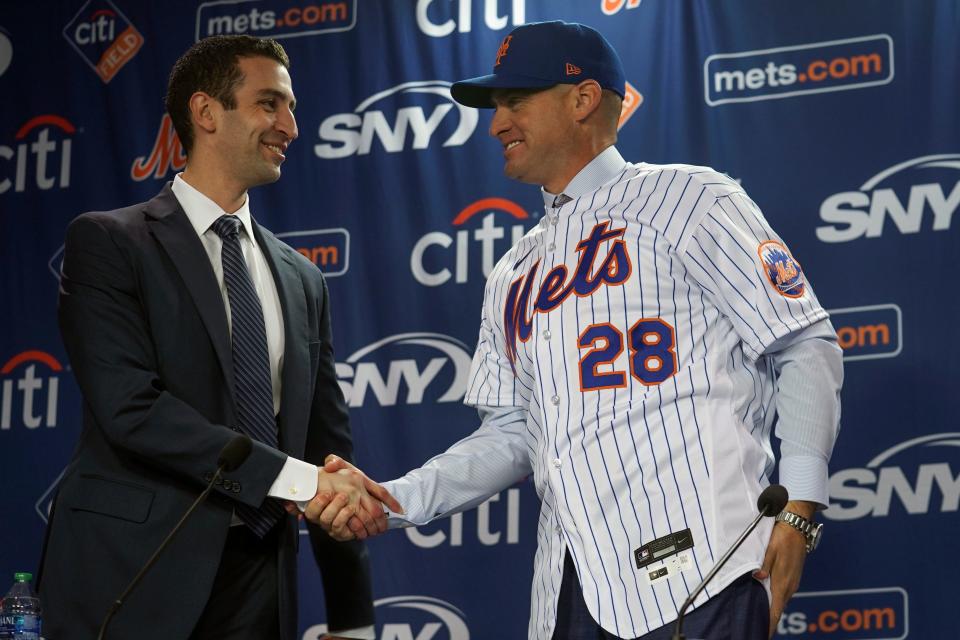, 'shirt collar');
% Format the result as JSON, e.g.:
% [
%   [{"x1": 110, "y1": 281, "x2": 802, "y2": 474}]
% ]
[
  {"x1": 541, "y1": 145, "x2": 628, "y2": 210},
  {"x1": 171, "y1": 173, "x2": 257, "y2": 243}
]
